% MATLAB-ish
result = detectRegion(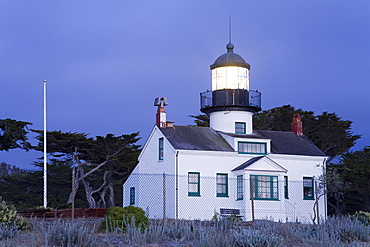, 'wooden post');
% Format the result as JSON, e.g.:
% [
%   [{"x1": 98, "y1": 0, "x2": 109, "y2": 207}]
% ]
[{"x1": 72, "y1": 167, "x2": 75, "y2": 221}]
